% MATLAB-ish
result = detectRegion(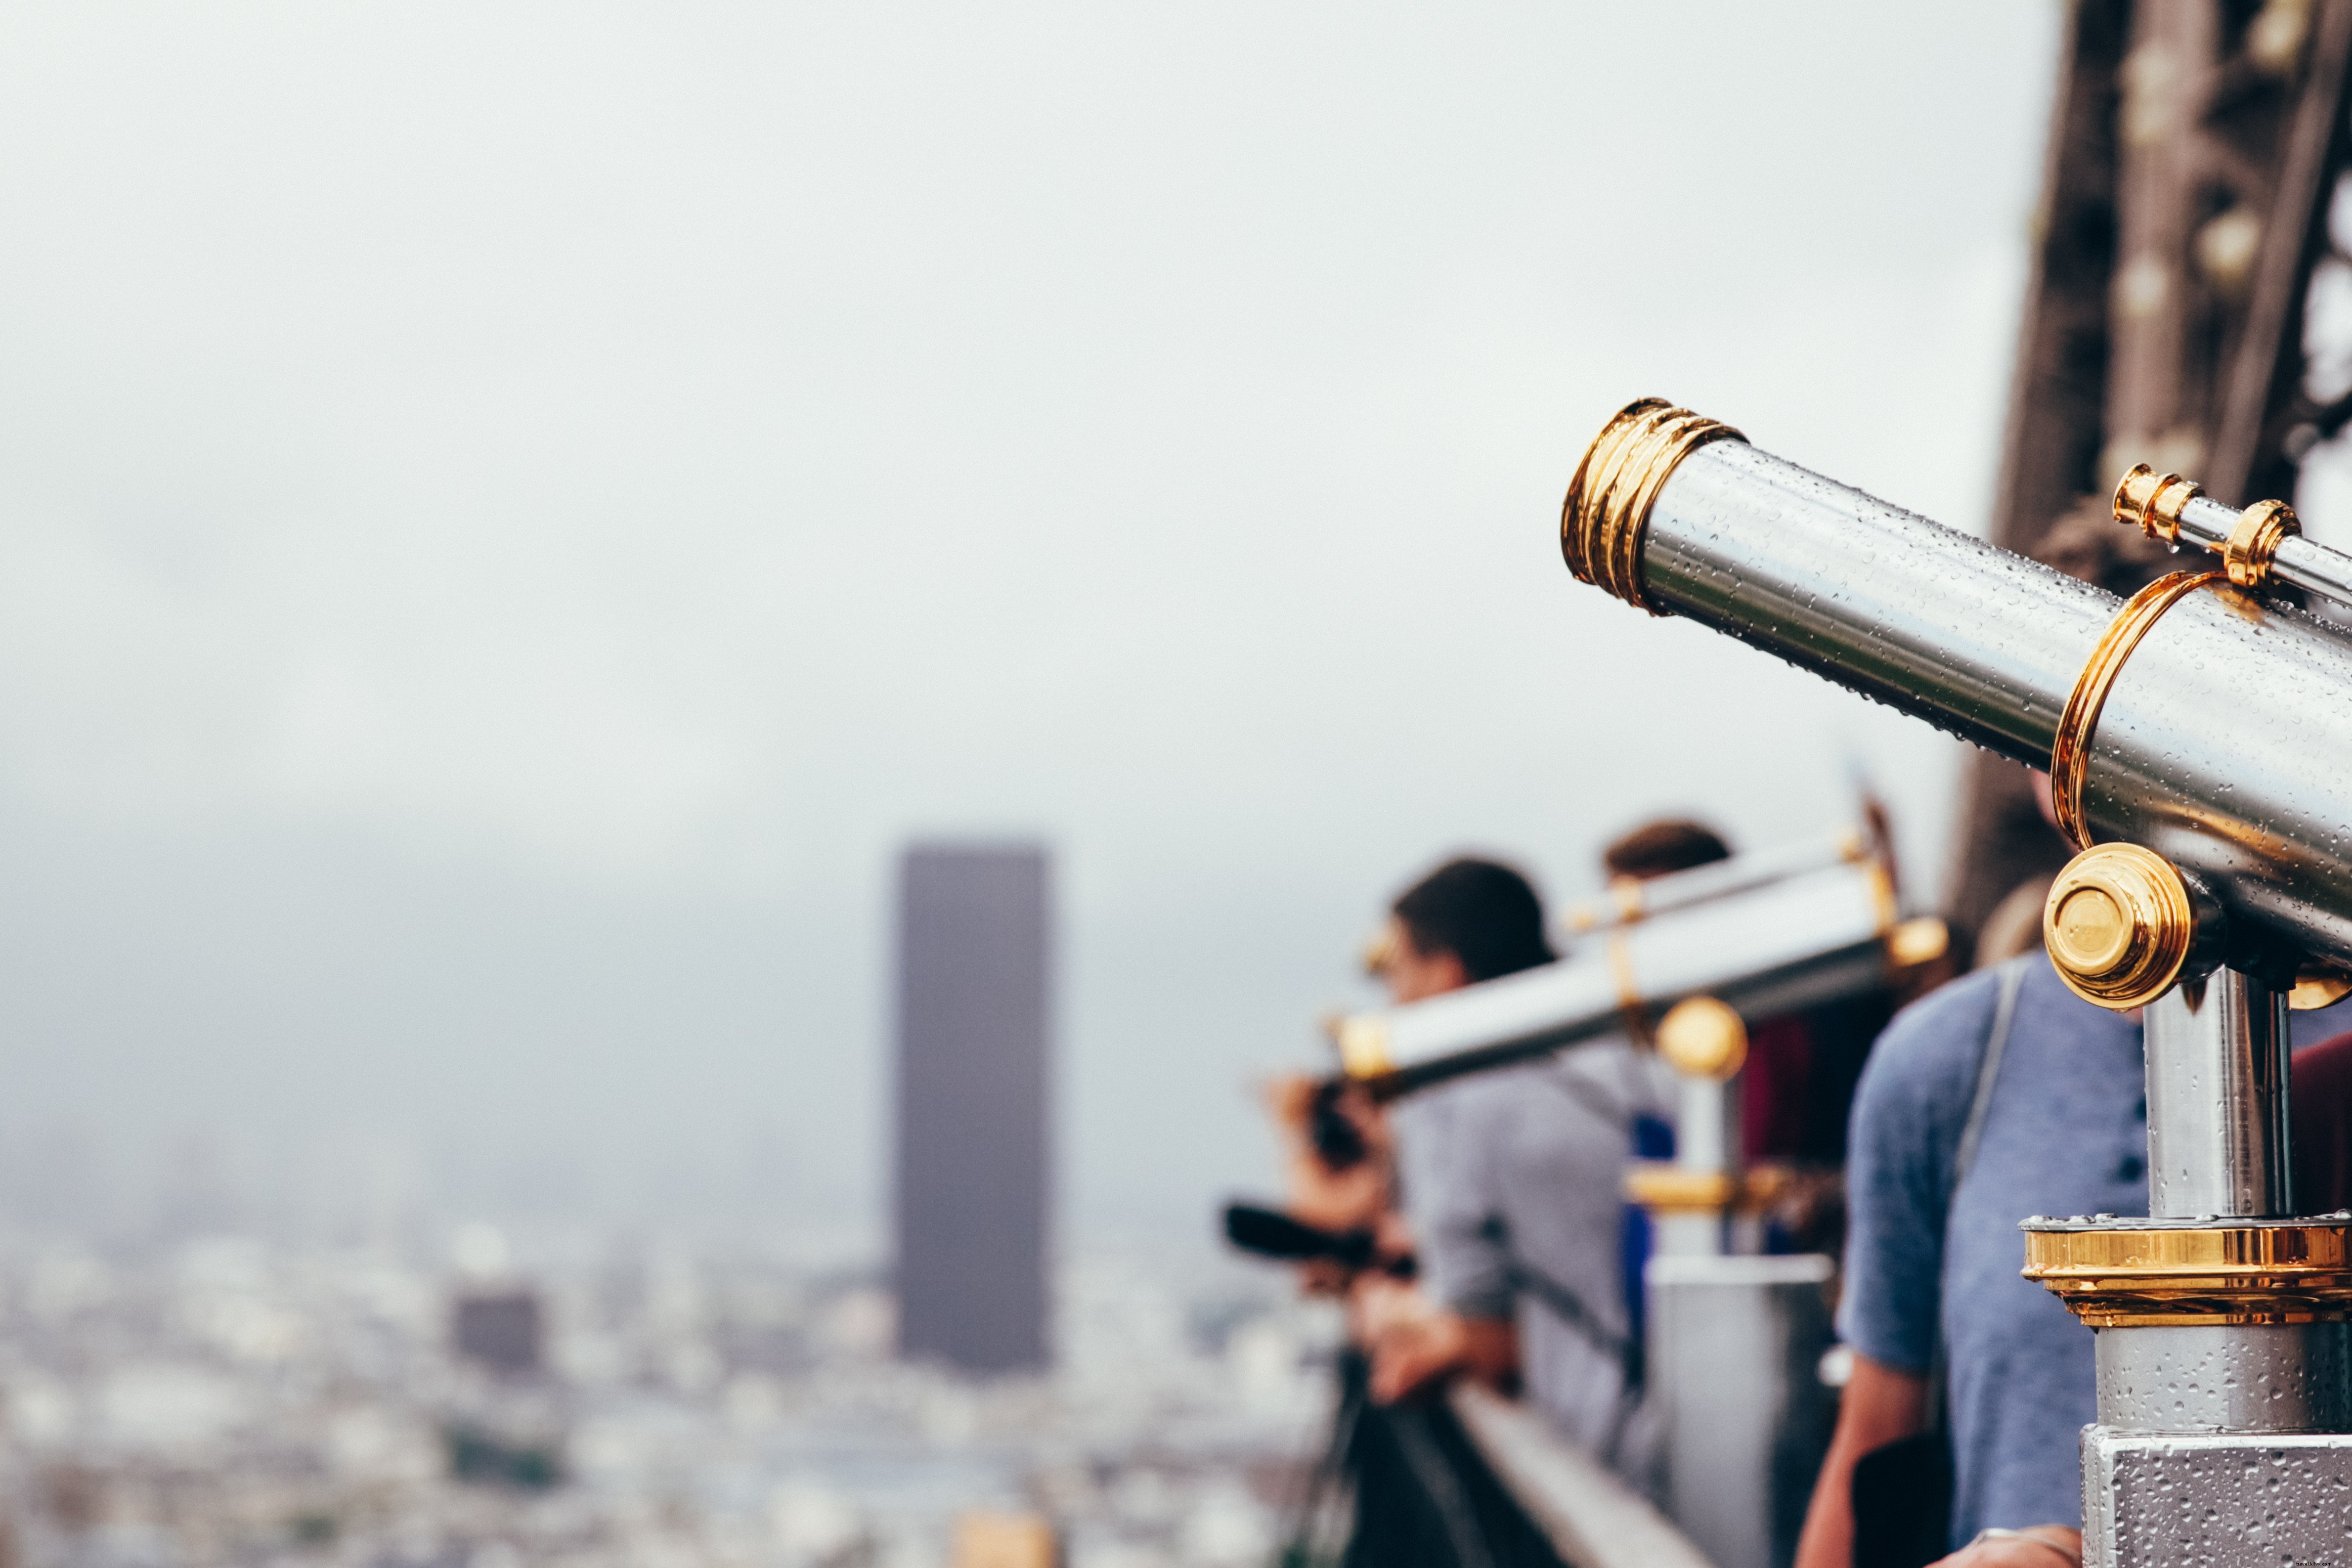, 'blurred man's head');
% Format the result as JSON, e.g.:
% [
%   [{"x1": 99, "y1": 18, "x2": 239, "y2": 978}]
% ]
[
  {"x1": 1602, "y1": 818, "x2": 1732, "y2": 883},
  {"x1": 1377, "y1": 857, "x2": 1555, "y2": 1003}
]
